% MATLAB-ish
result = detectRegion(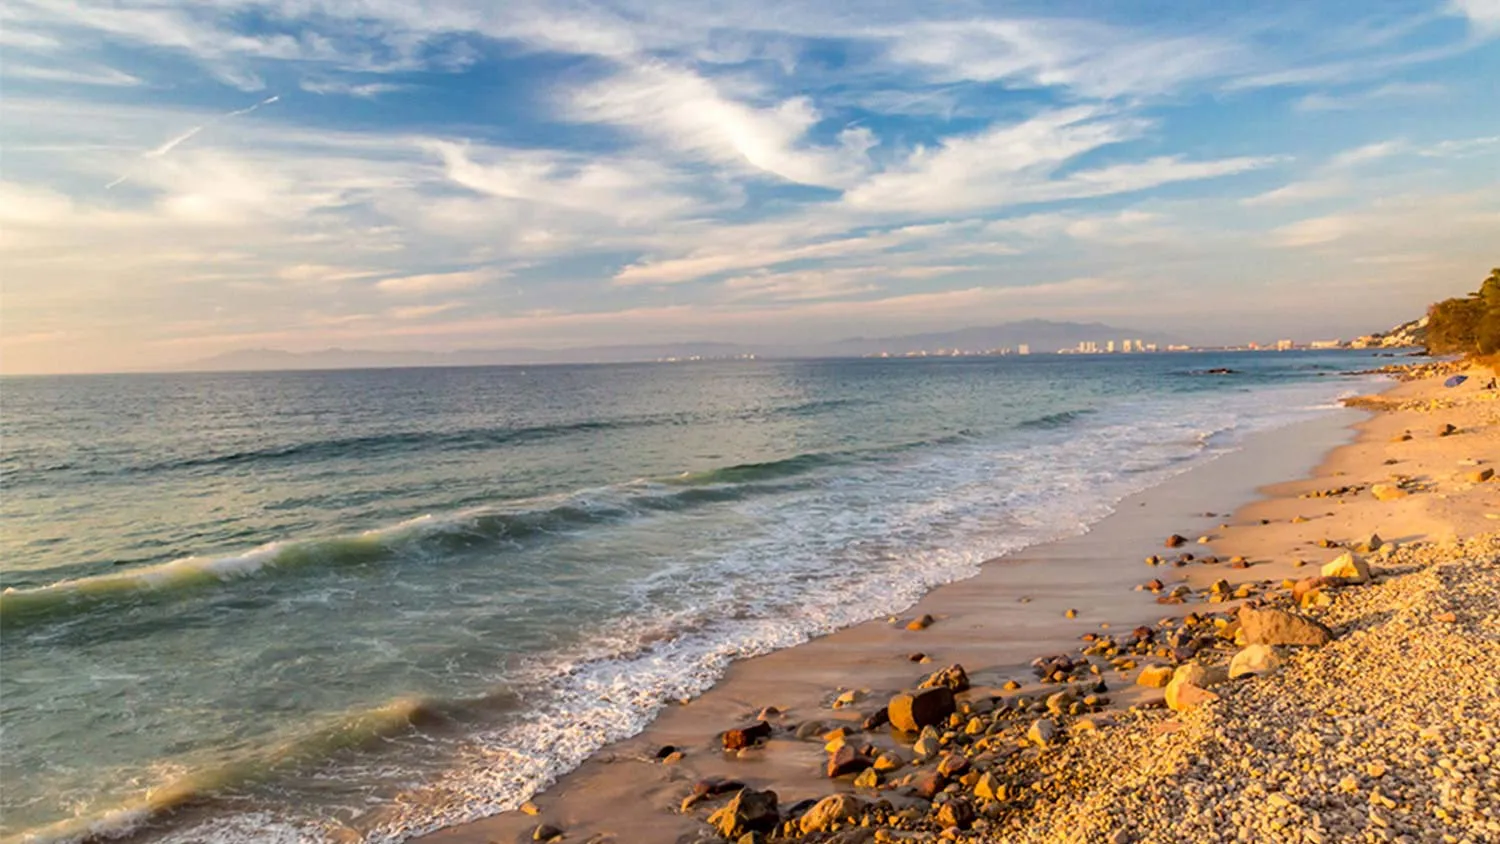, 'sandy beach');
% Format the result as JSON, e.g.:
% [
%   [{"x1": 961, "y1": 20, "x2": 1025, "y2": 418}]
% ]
[{"x1": 417, "y1": 358, "x2": 1500, "y2": 844}]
